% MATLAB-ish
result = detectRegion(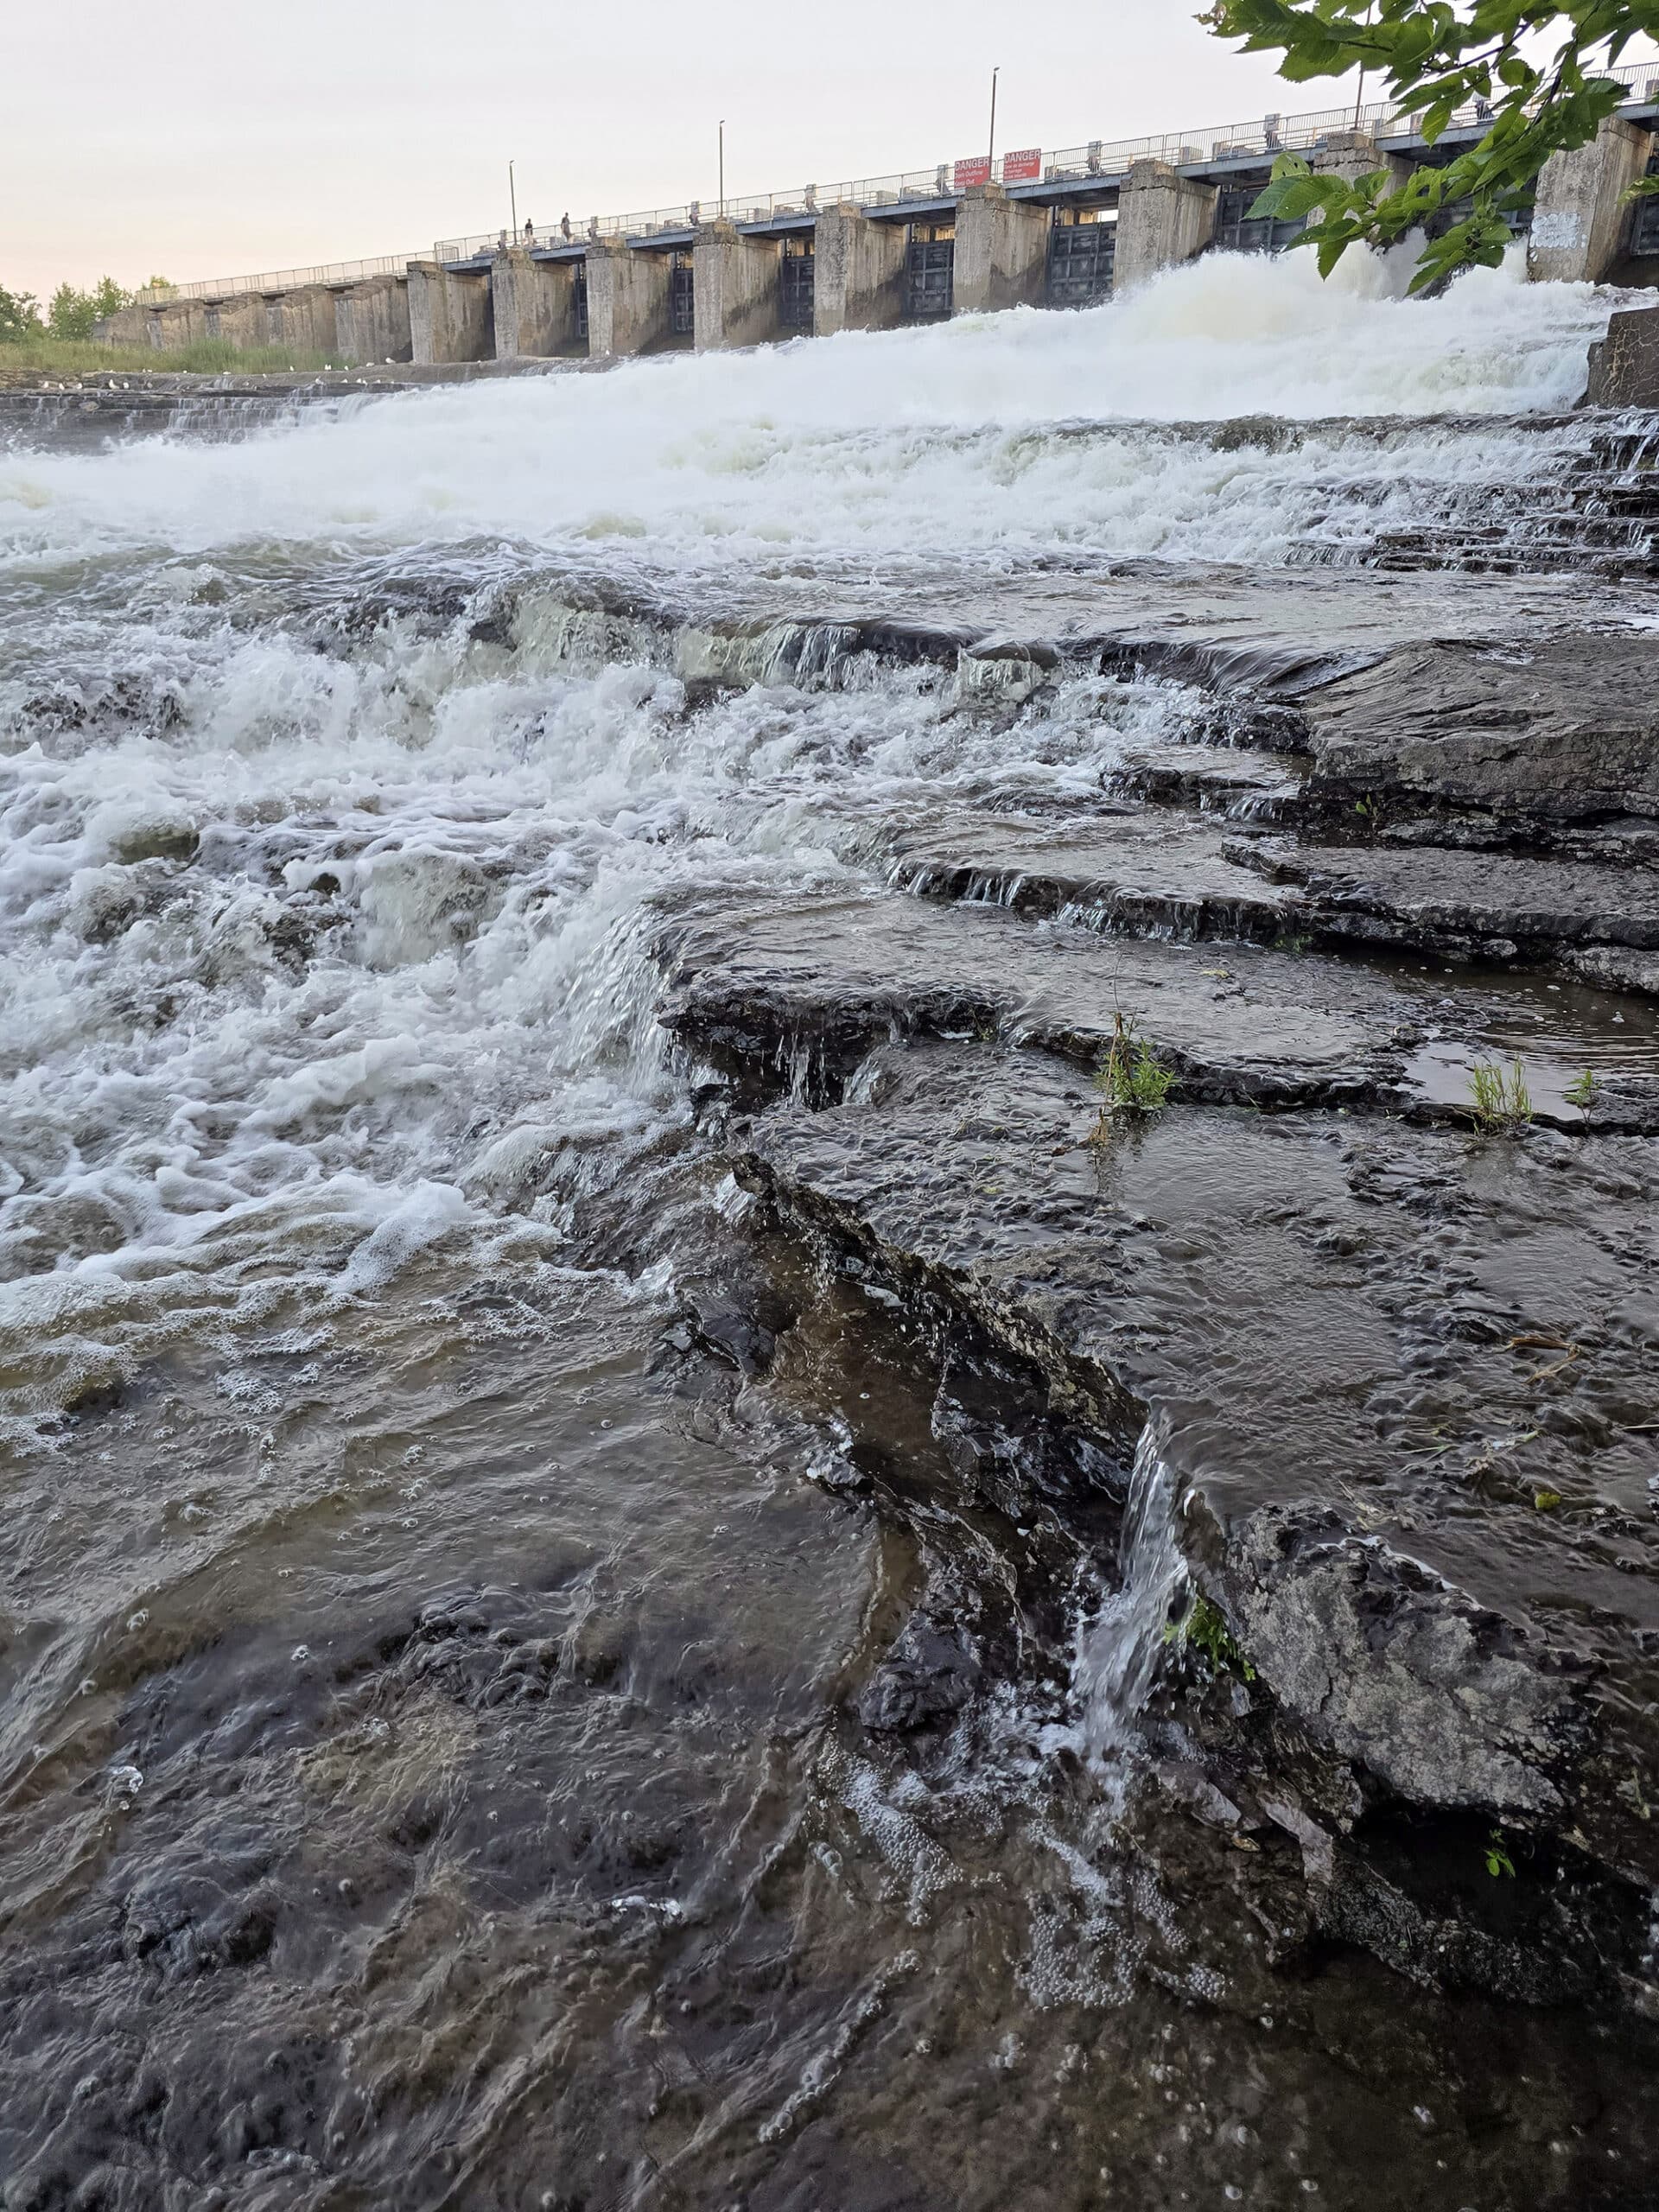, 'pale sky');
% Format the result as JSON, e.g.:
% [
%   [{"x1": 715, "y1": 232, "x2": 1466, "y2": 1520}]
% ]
[{"x1": 3, "y1": 0, "x2": 1375, "y2": 296}]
